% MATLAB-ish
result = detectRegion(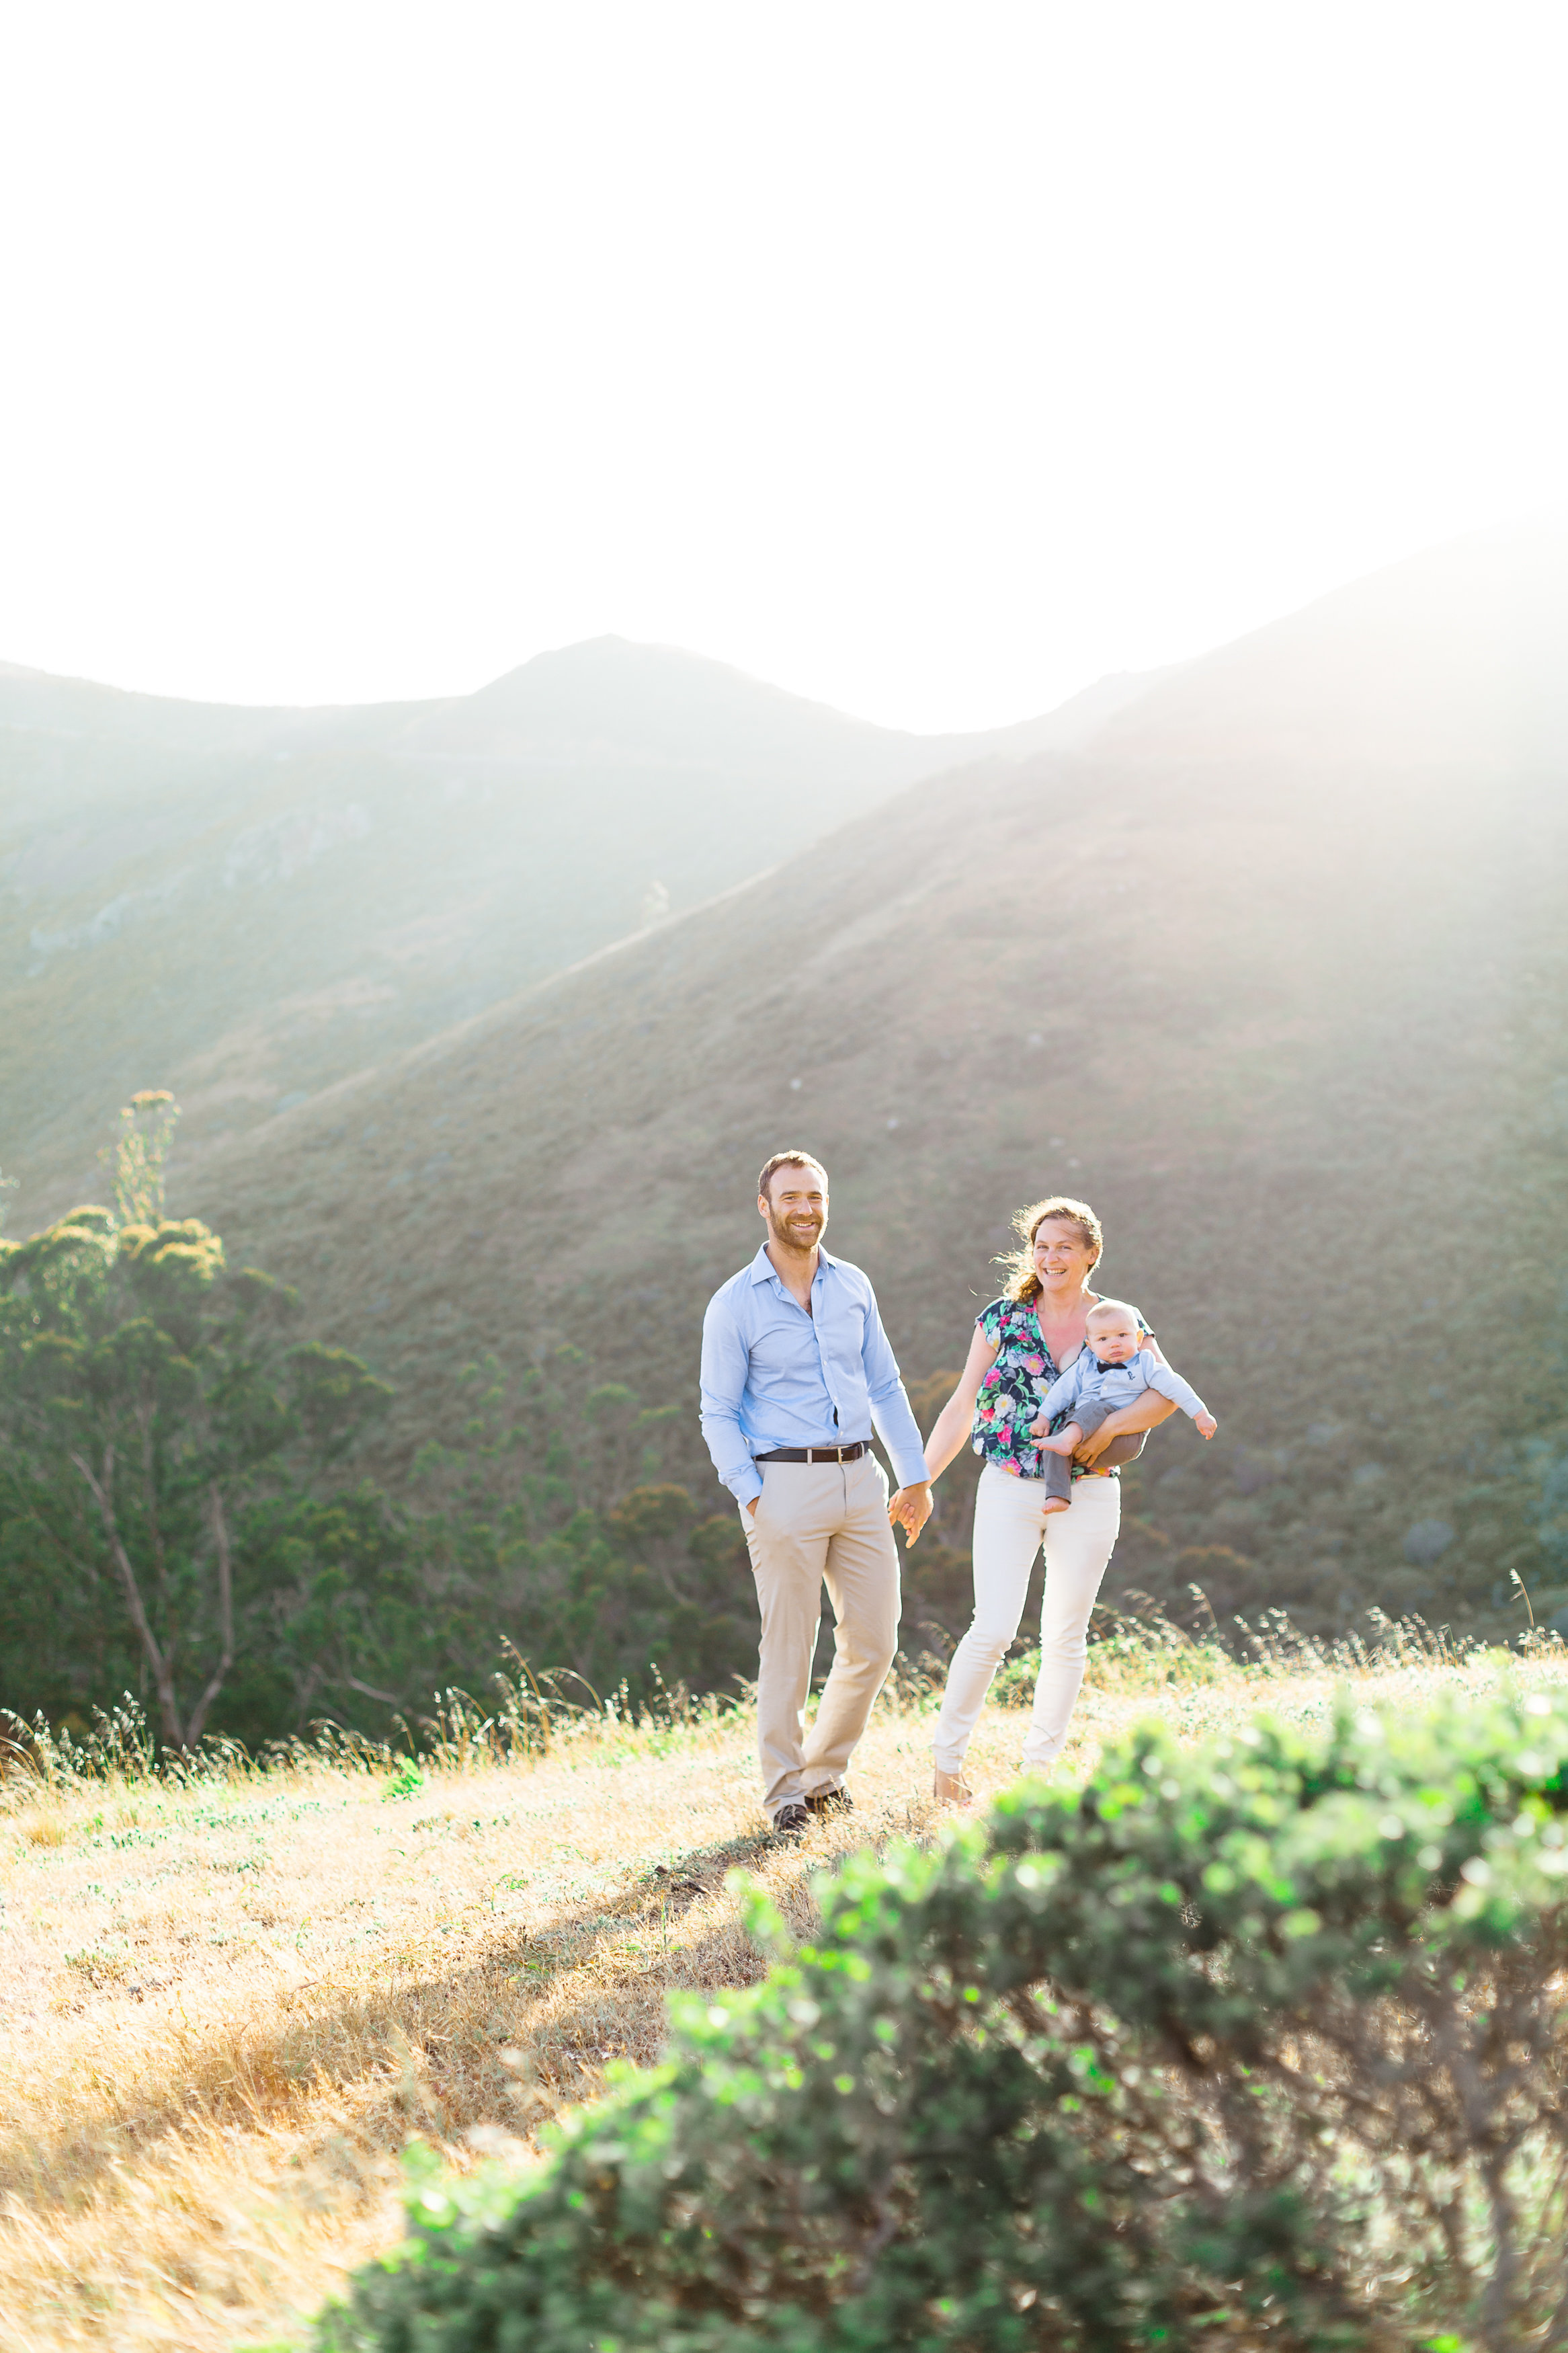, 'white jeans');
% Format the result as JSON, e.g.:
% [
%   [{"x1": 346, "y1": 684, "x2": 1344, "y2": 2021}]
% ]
[{"x1": 932, "y1": 1464, "x2": 1121, "y2": 1775}]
